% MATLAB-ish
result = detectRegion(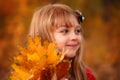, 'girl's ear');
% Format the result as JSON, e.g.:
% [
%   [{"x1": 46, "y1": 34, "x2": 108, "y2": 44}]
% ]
[{"x1": 75, "y1": 10, "x2": 85, "y2": 23}]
